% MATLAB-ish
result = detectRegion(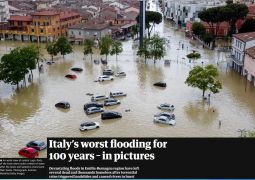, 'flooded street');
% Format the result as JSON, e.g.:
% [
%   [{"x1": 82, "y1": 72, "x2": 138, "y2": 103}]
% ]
[{"x1": 1, "y1": 20, "x2": 255, "y2": 158}]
